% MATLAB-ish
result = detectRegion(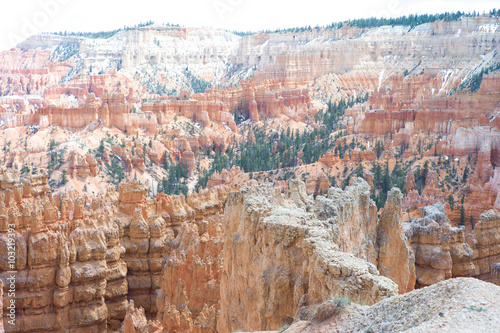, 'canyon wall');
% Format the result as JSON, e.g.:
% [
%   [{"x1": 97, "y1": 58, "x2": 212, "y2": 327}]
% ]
[
  {"x1": 218, "y1": 179, "x2": 411, "y2": 332},
  {"x1": 2, "y1": 16, "x2": 499, "y2": 132},
  {"x1": 493, "y1": 263, "x2": 500, "y2": 286},
  {"x1": 0, "y1": 16, "x2": 499, "y2": 331},
  {"x1": 0, "y1": 168, "x2": 229, "y2": 332},
  {"x1": 1, "y1": 166, "x2": 499, "y2": 332},
  {"x1": 404, "y1": 204, "x2": 500, "y2": 288}
]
